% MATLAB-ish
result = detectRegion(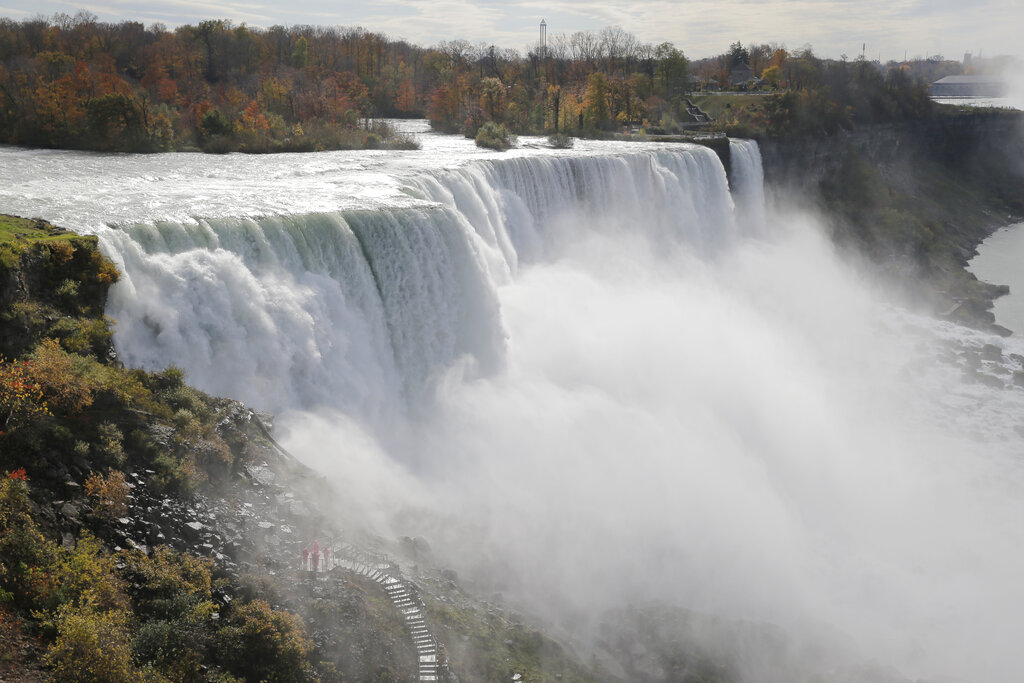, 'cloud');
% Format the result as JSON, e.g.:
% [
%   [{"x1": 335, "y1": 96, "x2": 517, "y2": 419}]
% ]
[{"x1": 0, "y1": 0, "x2": 1020, "y2": 62}]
